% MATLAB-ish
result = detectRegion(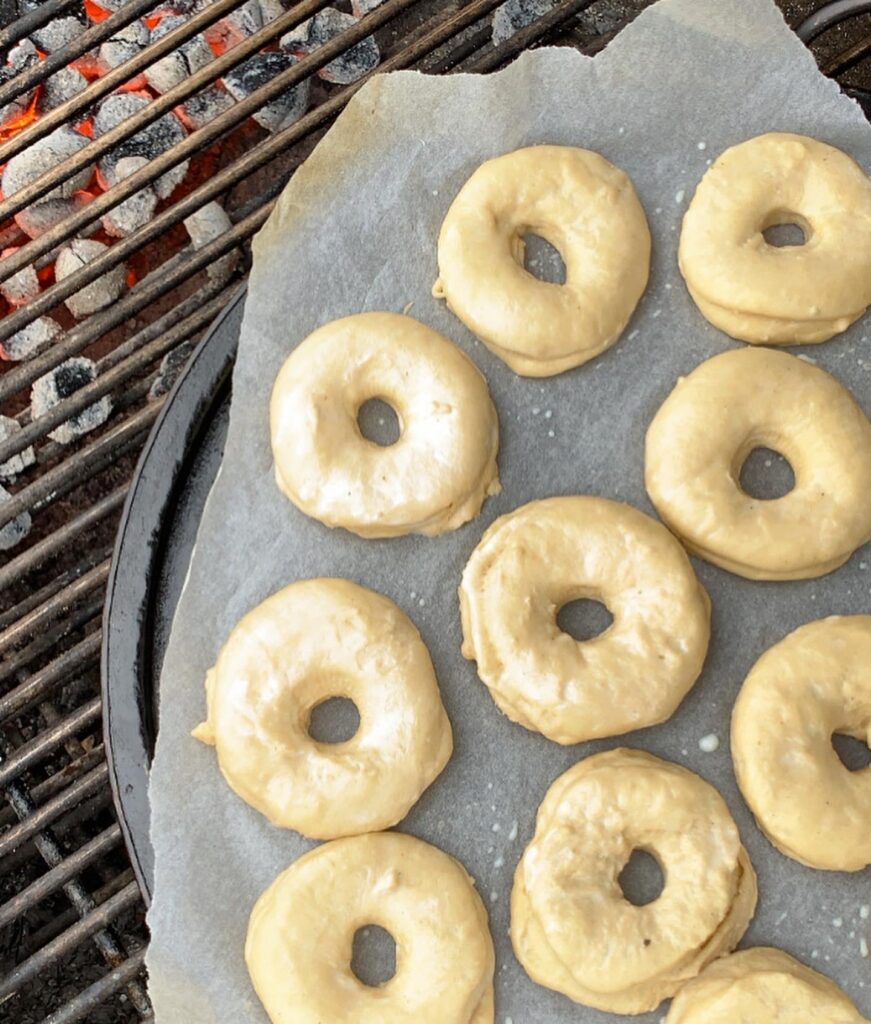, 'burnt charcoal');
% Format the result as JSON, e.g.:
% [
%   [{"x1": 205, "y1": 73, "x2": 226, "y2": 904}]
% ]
[
  {"x1": 226, "y1": 0, "x2": 263, "y2": 37},
  {"x1": 94, "y1": 93, "x2": 189, "y2": 199},
  {"x1": 222, "y1": 52, "x2": 309, "y2": 133},
  {"x1": 99, "y1": 20, "x2": 150, "y2": 71},
  {"x1": 31, "y1": 356, "x2": 113, "y2": 444},
  {"x1": 148, "y1": 341, "x2": 194, "y2": 401},
  {"x1": 55, "y1": 239, "x2": 126, "y2": 319},
  {"x1": 7, "y1": 38, "x2": 39, "y2": 73},
  {"x1": 258, "y1": 0, "x2": 289, "y2": 22},
  {"x1": 0, "y1": 40, "x2": 39, "y2": 130},
  {"x1": 15, "y1": 193, "x2": 95, "y2": 242},
  {"x1": 491, "y1": 0, "x2": 555, "y2": 44},
  {"x1": 2, "y1": 125, "x2": 93, "y2": 202},
  {"x1": 145, "y1": 15, "x2": 214, "y2": 95},
  {"x1": 180, "y1": 84, "x2": 236, "y2": 130},
  {"x1": 38, "y1": 66, "x2": 89, "y2": 114},
  {"x1": 0, "y1": 415, "x2": 36, "y2": 483},
  {"x1": 102, "y1": 156, "x2": 158, "y2": 238},
  {"x1": 184, "y1": 201, "x2": 239, "y2": 283},
  {"x1": 0, "y1": 316, "x2": 63, "y2": 362},
  {"x1": 0, "y1": 248, "x2": 39, "y2": 307},
  {"x1": 0, "y1": 484, "x2": 31, "y2": 551},
  {"x1": 350, "y1": 0, "x2": 386, "y2": 14},
  {"x1": 281, "y1": 9, "x2": 379, "y2": 85},
  {"x1": 31, "y1": 15, "x2": 82, "y2": 53}
]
